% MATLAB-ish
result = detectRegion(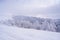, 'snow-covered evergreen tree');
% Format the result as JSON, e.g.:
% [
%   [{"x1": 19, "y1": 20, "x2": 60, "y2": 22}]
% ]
[{"x1": 0, "y1": 15, "x2": 60, "y2": 32}]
